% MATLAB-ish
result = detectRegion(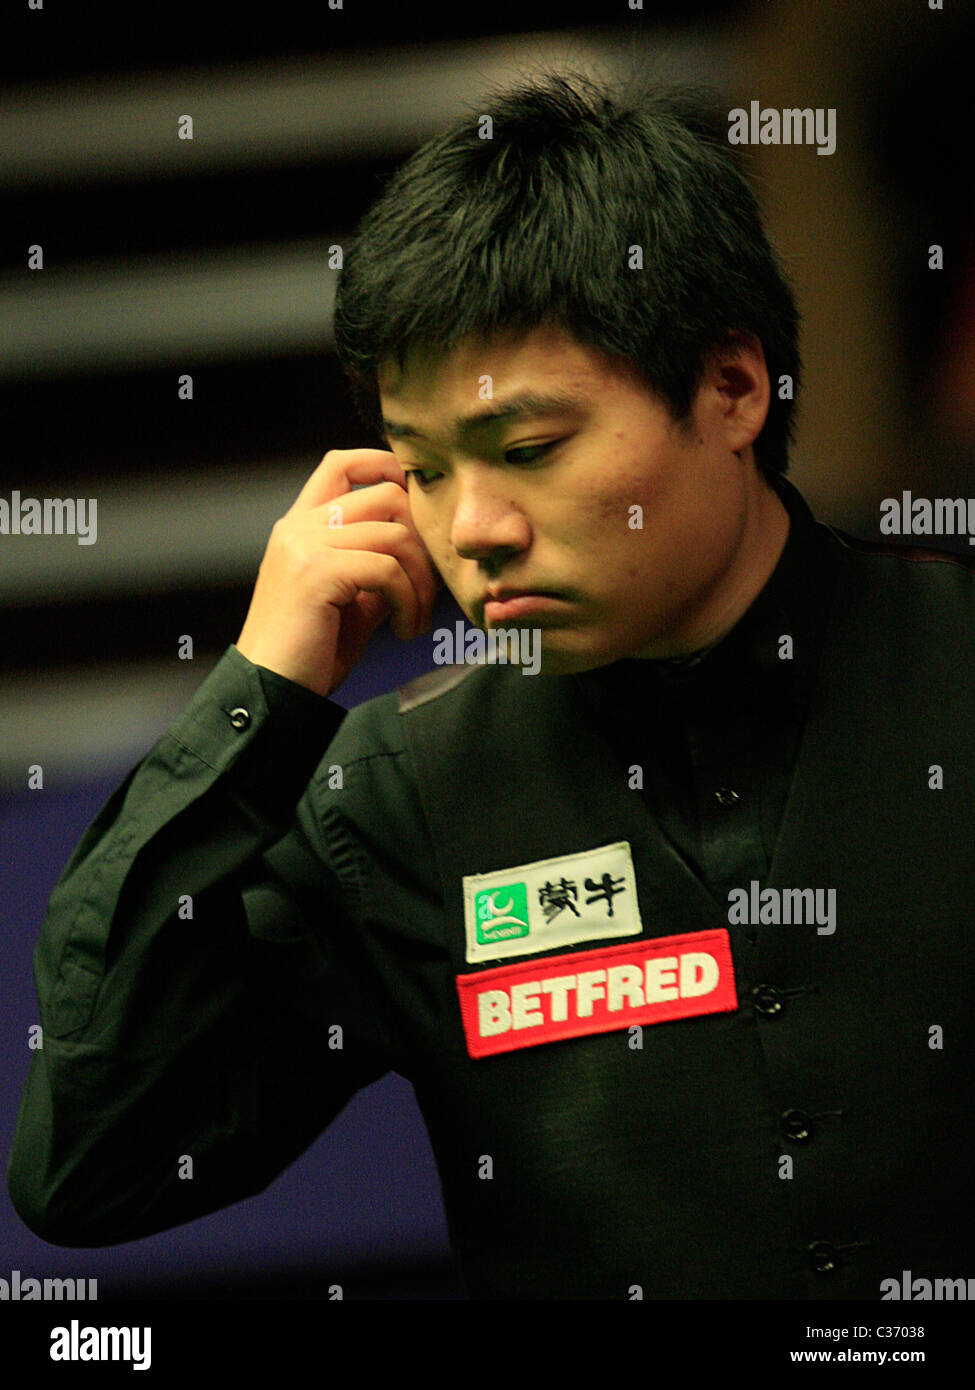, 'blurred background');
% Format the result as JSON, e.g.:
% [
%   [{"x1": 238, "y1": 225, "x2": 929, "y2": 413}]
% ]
[{"x1": 2, "y1": 0, "x2": 973, "y2": 1298}]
